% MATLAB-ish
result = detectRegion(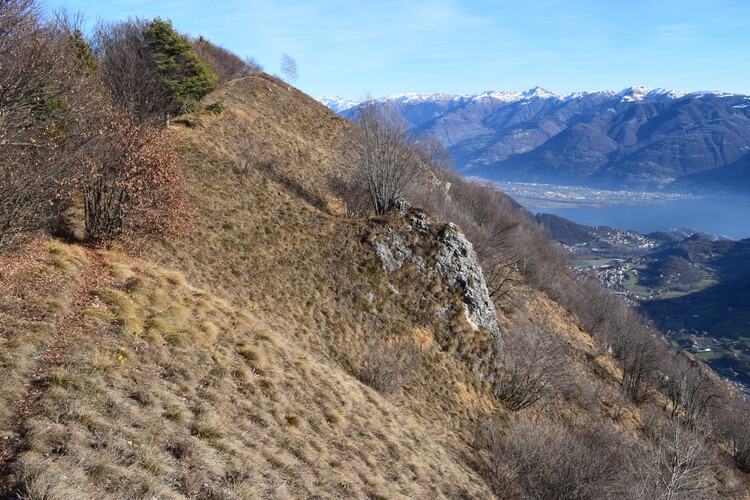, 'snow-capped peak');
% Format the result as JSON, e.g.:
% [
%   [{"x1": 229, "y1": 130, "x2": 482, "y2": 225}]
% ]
[
  {"x1": 375, "y1": 87, "x2": 574, "y2": 106},
  {"x1": 317, "y1": 87, "x2": 739, "y2": 114},
  {"x1": 522, "y1": 86, "x2": 566, "y2": 100},
  {"x1": 316, "y1": 96, "x2": 359, "y2": 113},
  {"x1": 617, "y1": 86, "x2": 687, "y2": 102}
]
